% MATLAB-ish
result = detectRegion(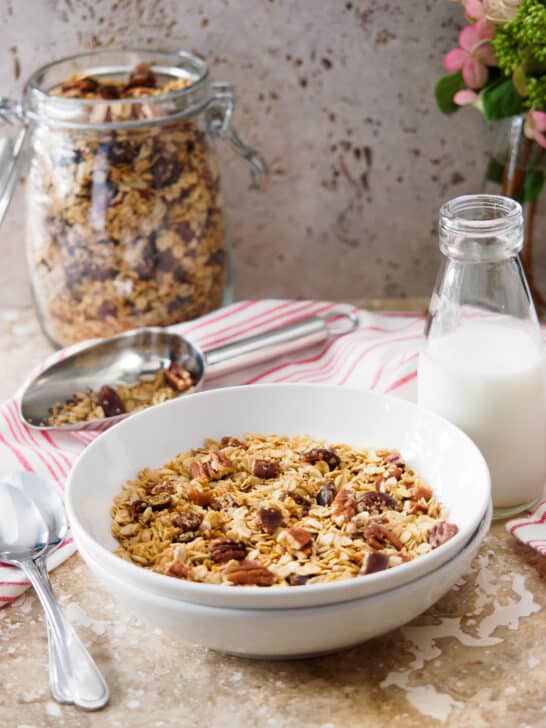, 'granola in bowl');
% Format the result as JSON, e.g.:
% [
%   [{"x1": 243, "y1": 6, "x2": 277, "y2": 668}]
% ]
[
  {"x1": 27, "y1": 63, "x2": 226, "y2": 346},
  {"x1": 111, "y1": 434, "x2": 459, "y2": 587}
]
